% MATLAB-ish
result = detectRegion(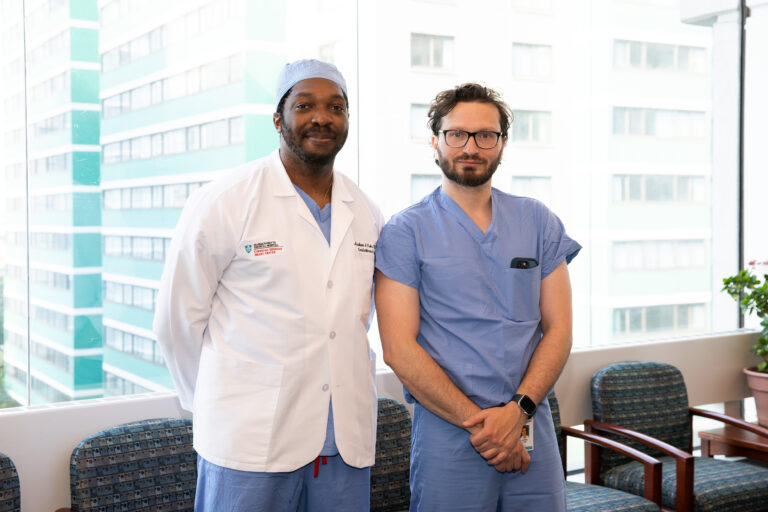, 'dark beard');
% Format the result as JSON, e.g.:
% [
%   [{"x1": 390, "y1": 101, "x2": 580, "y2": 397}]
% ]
[
  {"x1": 436, "y1": 147, "x2": 501, "y2": 187},
  {"x1": 281, "y1": 124, "x2": 347, "y2": 167}
]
